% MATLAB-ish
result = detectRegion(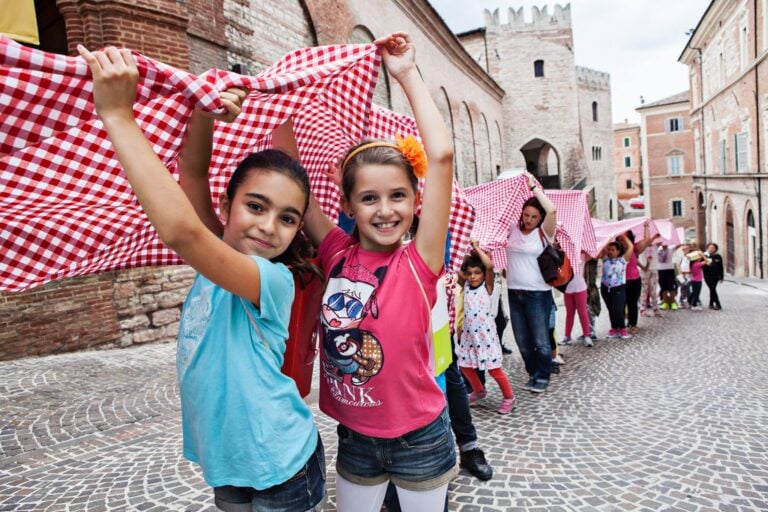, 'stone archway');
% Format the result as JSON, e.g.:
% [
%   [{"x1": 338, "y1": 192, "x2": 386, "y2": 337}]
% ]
[
  {"x1": 29, "y1": 1, "x2": 68, "y2": 55},
  {"x1": 520, "y1": 138, "x2": 561, "y2": 189},
  {"x1": 695, "y1": 190, "x2": 706, "y2": 247},
  {"x1": 725, "y1": 200, "x2": 735, "y2": 275},
  {"x1": 746, "y1": 208, "x2": 757, "y2": 277}
]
